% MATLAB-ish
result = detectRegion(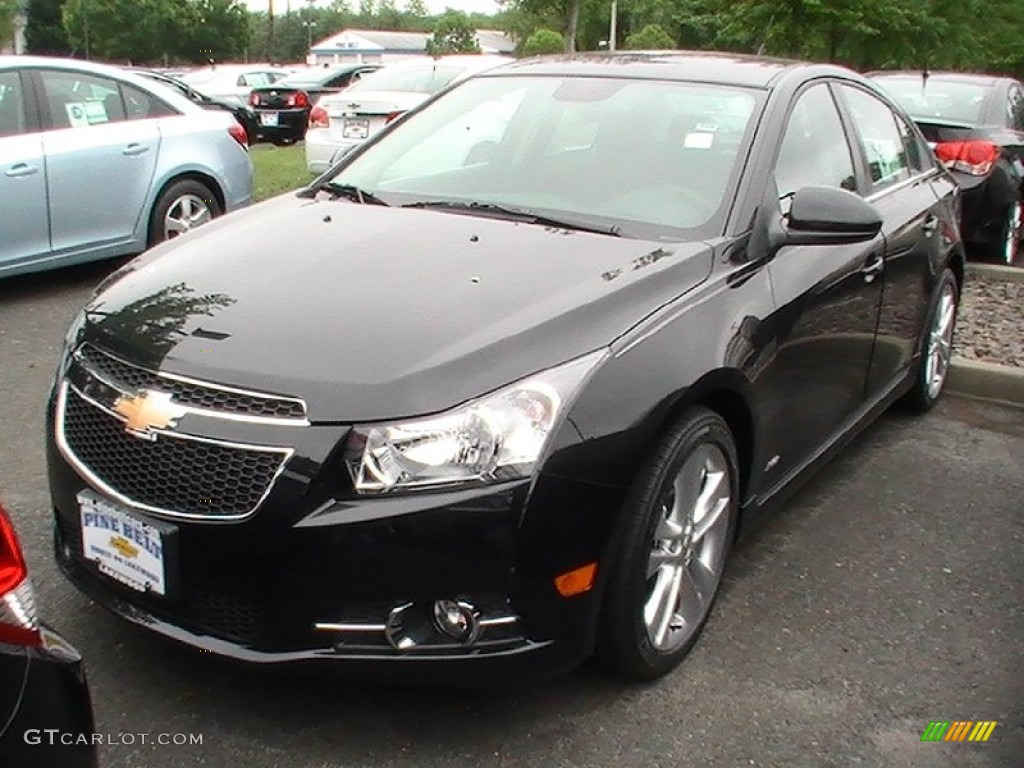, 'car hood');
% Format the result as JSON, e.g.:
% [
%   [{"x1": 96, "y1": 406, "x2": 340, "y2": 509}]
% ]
[
  {"x1": 320, "y1": 90, "x2": 428, "y2": 115},
  {"x1": 82, "y1": 195, "x2": 713, "y2": 422}
]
